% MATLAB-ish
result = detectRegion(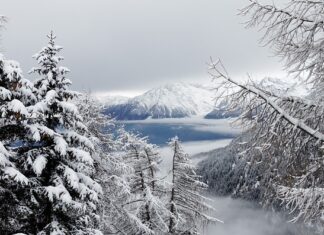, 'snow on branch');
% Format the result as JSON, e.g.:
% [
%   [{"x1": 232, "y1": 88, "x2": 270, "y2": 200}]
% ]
[
  {"x1": 241, "y1": 0, "x2": 324, "y2": 86},
  {"x1": 3, "y1": 166, "x2": 29, "y2": 185},
  {"x1": 277, "y1": 185, "x2": 324, "y2": 223},
  {"x1": 208, "y1": 59, "x2": 324, "y2": 143}
]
